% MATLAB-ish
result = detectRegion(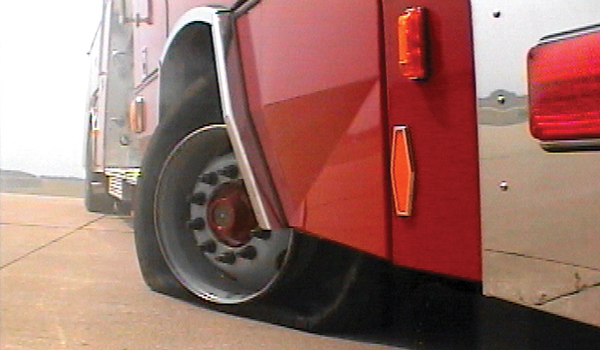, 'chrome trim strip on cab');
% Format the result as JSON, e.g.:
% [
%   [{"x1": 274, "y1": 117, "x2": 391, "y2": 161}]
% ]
[
  {"x1": 540, "y1": 23, "x2": 600, "y2": 43},
  {"x1": 540, "y1": 139, "x2": 600, "y2": 152},
  {"x1": 231, "y1": 0, "x2": 261, "y2": 16},
  {"x1": 133, "y1": 67, "x2": 159, "y2": 95},
  {"x1": 161, "y1": 7, "x2": 285, "y2": 230}
]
